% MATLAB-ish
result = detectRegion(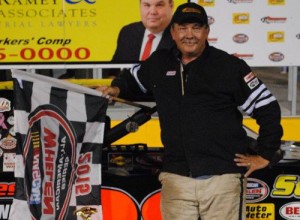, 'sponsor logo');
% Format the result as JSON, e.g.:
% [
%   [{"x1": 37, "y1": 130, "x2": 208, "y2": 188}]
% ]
[
  {"x1": 65, "y1": 0, "x2": 95, "y2": 4},
  {"x1": 269, "y1": 52, "x2": 284, "y2": 62},
  {"x1": 296, "y1": 33, "x2": 300, "y2": 39},
  {"x1": 247, "y1": 78, "x2": 259, "y2": 89},
  {"x1": 166, "y1": 71, "x2": 176, "y2": 76},
  {"x1": 208, "y1": 38, "x2": 218, "y2": 43},
  {"x1": 267, "y1": 31, "x2": 284, "y2": 42},
  {"x1": 280, "y1": 202, "x2": 300, "y2": 220},
  {"x1": 0, "y1": 98, "x2": 11, "y2": 112},
  {"x1": 232, "y1": 53, "x2": 254, "y2": 60},
  {"x1": 208, "y1": 16, "x2": 215, "y2": 25},
  {"x1": 0, "y1": 182, "x2": 15, "y2": 199},
  {"x1": 268, "y1": 0, "x2": 285, "y2": 5},
  {"x1": 3, "y1": 153, "x2": 15, "y2": 172},
  {"x1": 30, "y1": 131, "x2": 42, "y2": 205},
  {"x1": 261, "y1": 16, "x2": 287, "y2": 24},
  {"x1": 233, "y1": 33, "x2": 249, "y2": 43},
  {"x1": 246, "y1": 203, "x2": 275, "y2": 220},
  {"x1": 271, "y1": 175, "x2": 300, "y2": 198},
  {"x1": 246, "y1": 178, "x2": 269, "y2": 203},
  {"x1": 198, "y1": 0, "x2": 215, "y2": 7},
  {"x1": 0, "y1": 137, "x2": 16, "y2": 150},
  {"x1": 227, "y1": 0, "x2": 253, "y2": 3},
  {"x1": 24, "y1": 104, "x2": 76, "y2": 219},
  {"x1": 182, "y1": 8, "x2": 202, "y2": 14},
  {"x1": 233, "y1": 13, "x2": 250, "y2": 24},
  {"x1": 244, "y1": 72, "x2": 256, "y2": 83}
]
